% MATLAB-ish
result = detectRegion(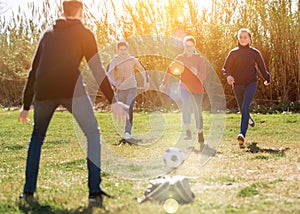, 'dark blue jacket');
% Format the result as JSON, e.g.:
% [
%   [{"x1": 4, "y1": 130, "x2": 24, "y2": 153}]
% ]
[
  {"x1": 223, "y1": 44, "x2": 270, "y2": 85},
  {"x1": 23, "y1": 19, "x2": 115, "y2": 110}
]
